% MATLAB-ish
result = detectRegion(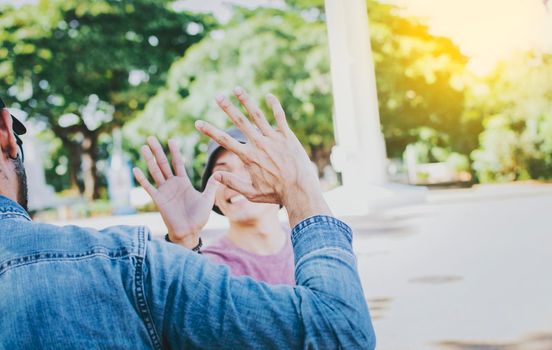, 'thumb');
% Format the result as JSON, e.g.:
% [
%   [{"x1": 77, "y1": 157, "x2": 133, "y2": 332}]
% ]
[
  {"x1": 202, "y1": 175, "x2": 221, "y2": 204},
  {"x1": 212, "y1": 171, "x2": 255, "y2": 199}
]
